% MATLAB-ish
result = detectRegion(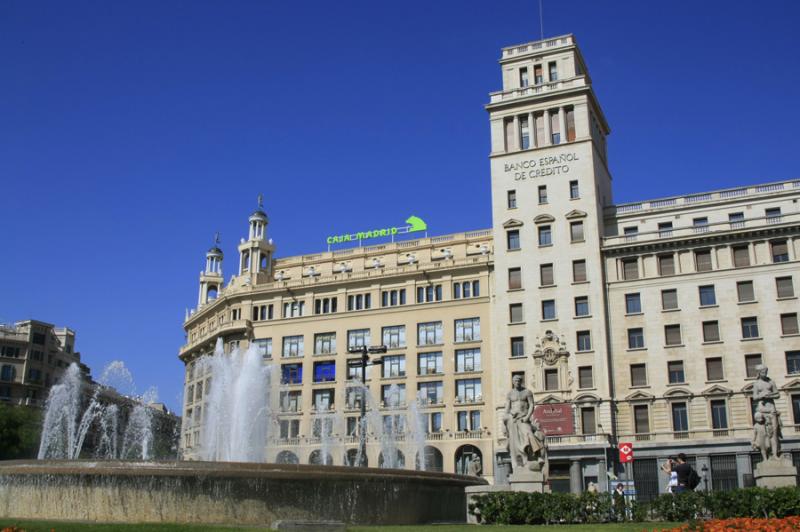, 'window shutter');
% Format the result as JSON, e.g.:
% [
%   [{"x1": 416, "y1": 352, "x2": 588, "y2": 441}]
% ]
[
  {"x1": 573, "y1": 260, "x2": 587, "y2": 282},
  {"x1": 634, "y1": 405, "x2": 649, "y2": 433},
  {"x1": 695, "y1": 251, "x2": 712, "y2": 272},
  {"x1": 777, "y1": 277, "x2": 794, "y2": 298},
  {"x1": 623, "y1": 259, "x2": 639, "y2": 280},
  {"x1": 566, "y1": 107, "x2": 576, "y2": 142},
  {"x1": 703, "y1": 321, "x2": 720, "y2": 342},
  {"x1": 658, "y1": 255, "x2": 675, "y2": 276},
  {"x1": 782, "y1": 314, "x2": 799, "y2": 335},
  {"x1": 733, "y1": 246, "x2": 750, "y2": 267},
  {"x1": 665, "y1": 325, "x2": 682, "y2": 345},
  {"x1": 737, "y1": 282, "x2": 754, "y2": 302},
  {"x1": 540, "y1": 264, "x2": 554, "y2": 286},
  {"x1": 662, "y1": 290, "x2": 678, "y2": 310},
  {"x1": 706, "y1": 358, "x2": 723, "y2": 381}
]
